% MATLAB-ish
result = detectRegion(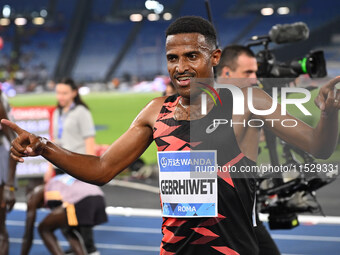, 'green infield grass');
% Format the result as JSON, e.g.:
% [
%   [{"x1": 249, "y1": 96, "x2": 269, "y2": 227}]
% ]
[
  {"x1": 9, "y1": 90, "x2": 339, "y2": 165},
  {"x1": 9, "y1": 91, "x2": 162, "y2": 164}
]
